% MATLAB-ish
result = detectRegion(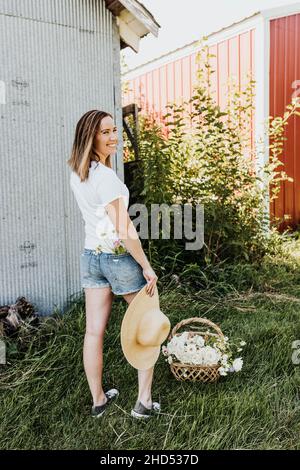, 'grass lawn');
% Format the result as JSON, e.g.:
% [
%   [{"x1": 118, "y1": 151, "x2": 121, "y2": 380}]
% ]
[{"x1": 1, "y1": 238, "x2": 300, "y2": 450}]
